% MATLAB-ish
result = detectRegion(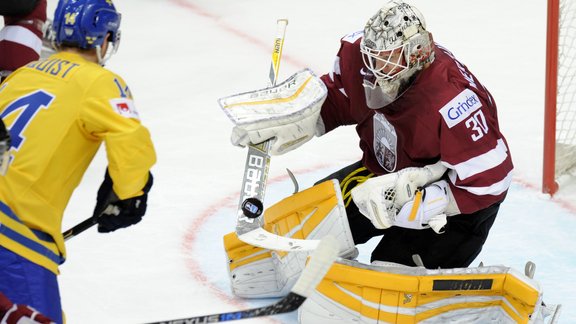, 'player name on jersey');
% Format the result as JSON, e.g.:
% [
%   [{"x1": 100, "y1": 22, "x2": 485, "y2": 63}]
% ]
[{"x1": 25, "y1": 58, "x2": 79, "y2": 79}]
